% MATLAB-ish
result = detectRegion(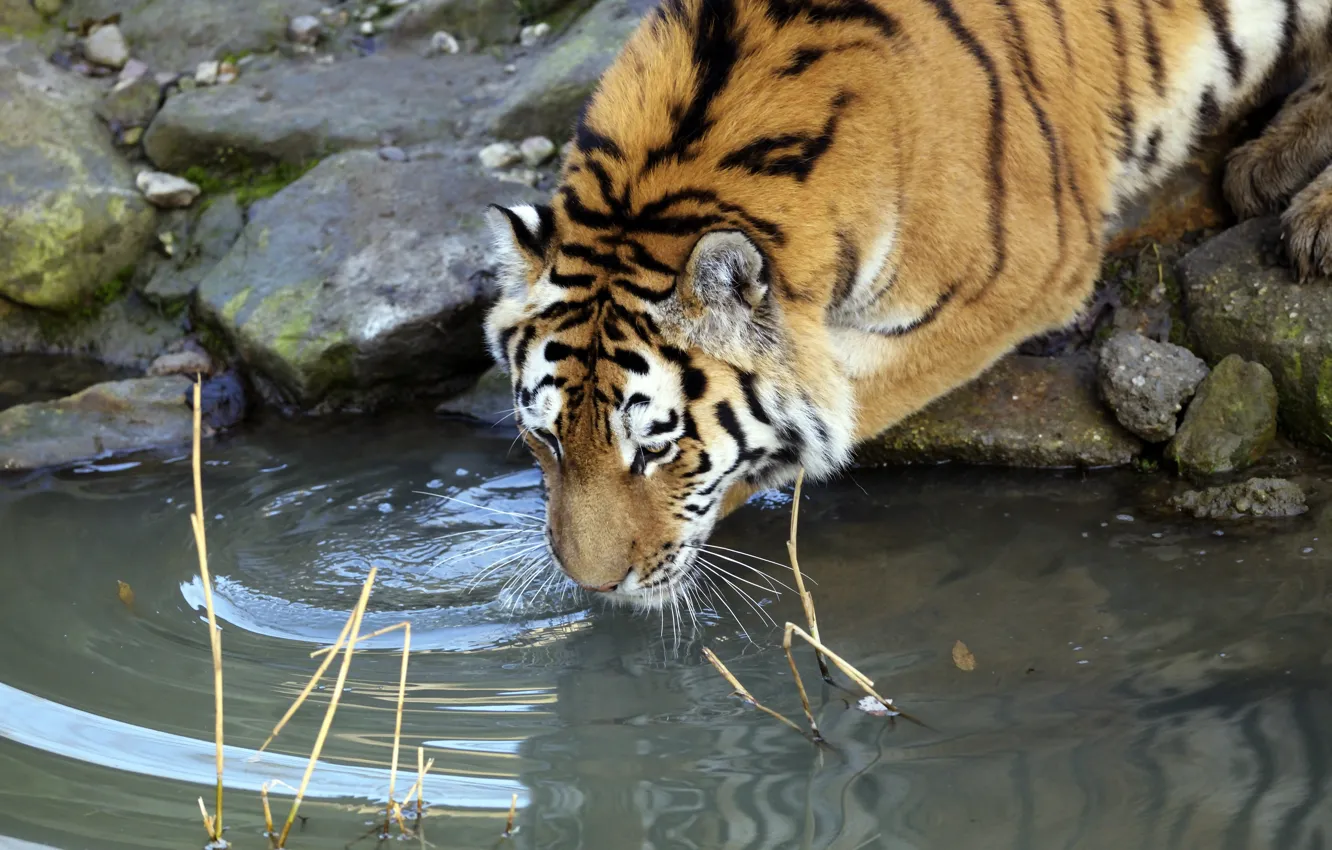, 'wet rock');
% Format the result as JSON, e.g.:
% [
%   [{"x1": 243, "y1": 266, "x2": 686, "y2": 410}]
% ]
[
  {"x1": 426, "y1": 30, "x2": 460, "y2": 54},
  {"x1": 135, "y1": 169, "x2": 201, "y2": 208},
  {"x1": 435, "y1": 364, "x2": 512, "y2": 425},
  {"x1": 386, "y1": 0, "x2": 568, "y2": 49},
  {"x1": 1097, "y1": 331, "x2": 1209, "y2": 442},
  {"x1": 83, "y1": 23, "x2": 129, "y2": 68},
  {"x1": 1179, "y1": 216, "x2": 1332, "y2": 451},
  {"x1": 478, "y1": 141, "x2": 521, "y2": 169},
  {"x1": 194, "y1": 150, "x2": 544, "y2": 409},
  {"x1": 117, "y1": 57, "x2": 147, "y2": 81},
  {"x1": 1166, "y1": 354, "x2": 1278, "y2": 476},
  {"x1": 378, "y1": 145, "x2": 407, "y2": 162},
  {"x1": 0, "y1": 295, "x2": 186, "y2": 369},
  {"x1": 519, "y1": 135, "x2": 556, "y2": 167},
  {"x1": 856, "y1": 354, "x2": 1142, "y2": 469},
  {"x1": 0, "y1": 0, "x2": 46, "y2": 34},
  {"x1": 193, "y1": 369, "x2": 247, "y2": 430},
  {"x1": 1168, "y1": 477, "x2": 1307, "y2": 520},
  {"x1": 0, "y1": 375, "x2": 197, "y2": 471},
  {"x1": 62, "y1": 0, "x2": 323, "y2": 72},
  {"x1": 142, "y1": 52, "x2": 492, "y2": 171},
  {"x1": 519, "y1": 22, "x2": 551, "y2": 47},
  {"x1": 33, "y1": 0, "x2": 62, "y2": 17},
  {"x1": 148, "y1": 347, "x2": 216, "y2": 377},
  {"x1": 487, "y1": 0, "x2": 655, "y2": 141},
  {"x1": 142, "y1": 193, "x2": 243, "y2": 305},
  {"x1": 95, "y1": 74, "x2": 161, "y2": 129},
  {"x1": 194, "y1": 59, "x2": 219, "y2": 86},
  {"x1": 288, "y1": 14, "x2": 322, "y2": 45},
  {"x1": 0, "y1": 40, "x2": 156, "y2": 311}
]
